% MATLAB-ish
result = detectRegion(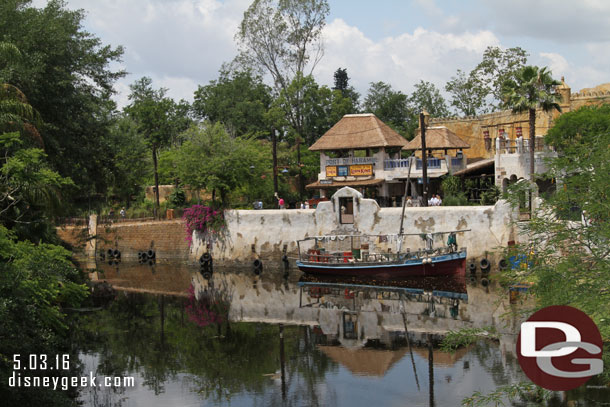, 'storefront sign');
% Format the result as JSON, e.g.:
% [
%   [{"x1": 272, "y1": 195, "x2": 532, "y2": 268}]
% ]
[
  {"x1": 338, "y1": 166, "x2": 349, "y2": 177},
  {"x1": 325, "y1": 166, "x2": 337, "y2": 177},
  {"x1": 349, "y1": 164, "x2": 373, "y2": 176}
]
